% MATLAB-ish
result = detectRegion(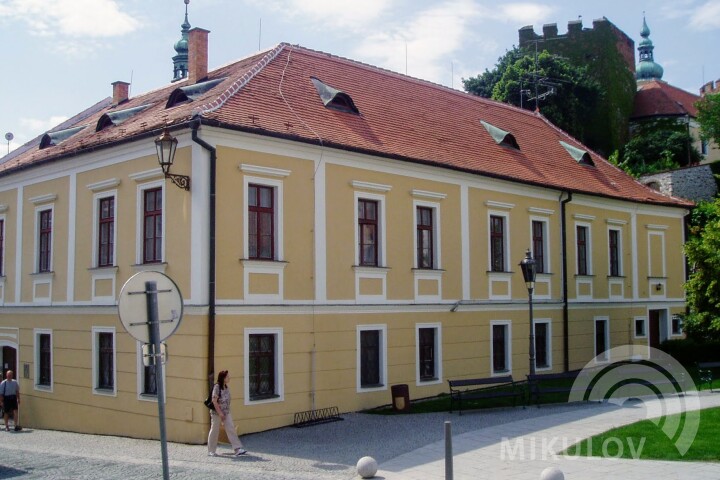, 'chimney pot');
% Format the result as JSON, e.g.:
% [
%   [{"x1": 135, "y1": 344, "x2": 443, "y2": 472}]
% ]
[
  {"x1": 188, "y1": 27, "x2": 210, "y2": 84},
  {"x1": 112, "y1": 81, "x2": 130, "y2": 105}
]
